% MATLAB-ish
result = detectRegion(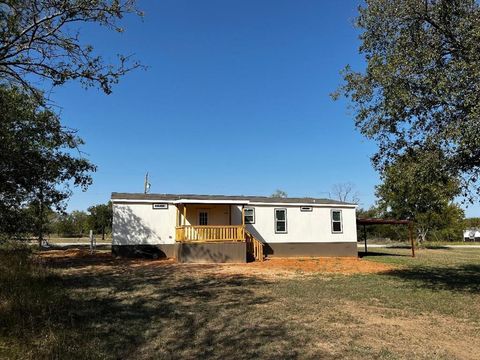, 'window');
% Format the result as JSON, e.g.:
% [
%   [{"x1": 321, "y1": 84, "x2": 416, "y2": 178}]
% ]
[
  {"x1": 274, "y1": 208, "x2": 287, "y2": 233},
  {"x1": 331, "y1": 210, "x2": 343, "y2": 233},
  {"x1": 152, "y1": 203, "x2": 168, "y2": 209},
  {"x1": 244, "y1": 207, "x2": 255, "y2": 224},
  {"x1": 198, "y1": 211, "x2": 208, "y2": 225},
  {"x1": 300, "y1": 206, "x2": 313, "y2": 212}
]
